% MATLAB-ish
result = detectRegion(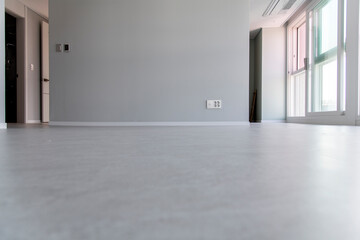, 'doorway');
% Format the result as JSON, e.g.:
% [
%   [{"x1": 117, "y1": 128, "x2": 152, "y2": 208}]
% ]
[
  {"x1": 4, "y1": 6, "x2": 48, "y2": 125},
  {"x1": 5, "y1": 13, "x2": 17, "y2": 123}
]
